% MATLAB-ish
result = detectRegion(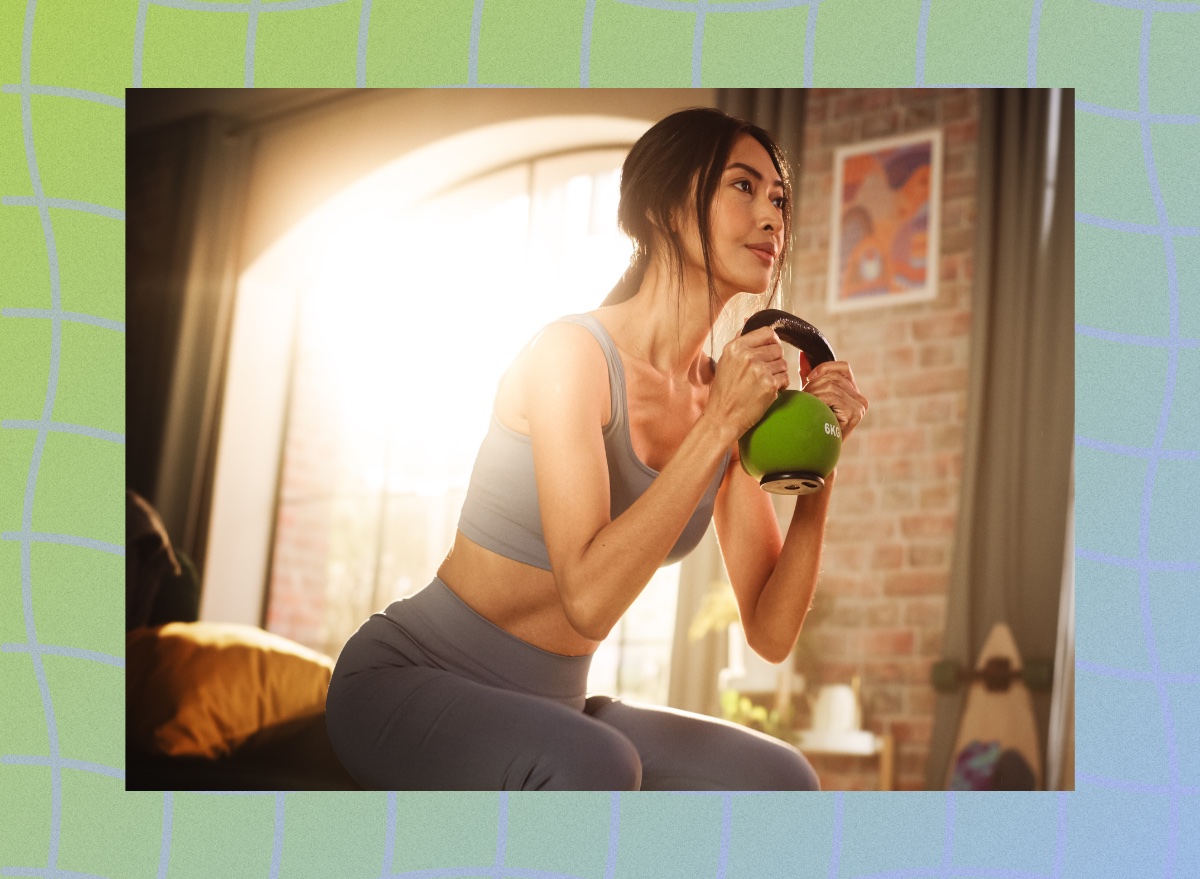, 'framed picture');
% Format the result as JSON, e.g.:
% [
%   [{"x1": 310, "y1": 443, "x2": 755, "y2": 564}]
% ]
[{"x1": 827, "y1": 128, "x2": 942, "y2": 312}]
